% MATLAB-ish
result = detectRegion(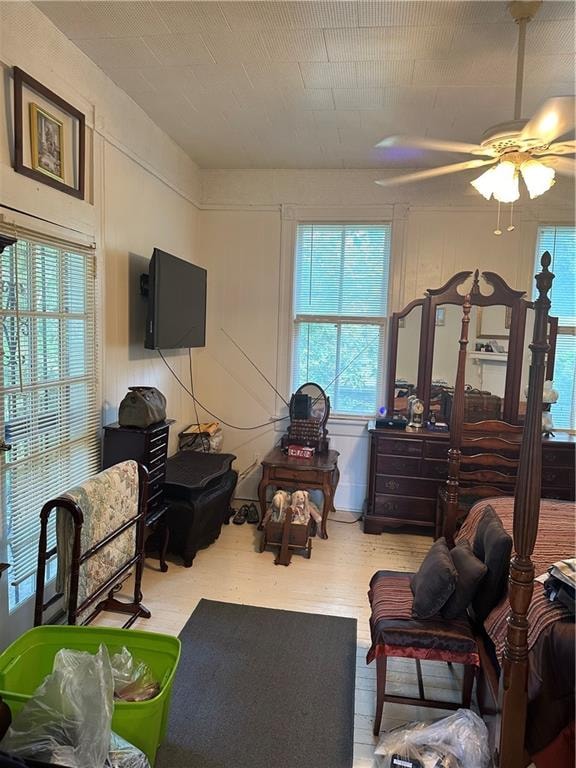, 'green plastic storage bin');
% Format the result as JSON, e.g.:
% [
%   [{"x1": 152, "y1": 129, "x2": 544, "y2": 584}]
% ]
[{"x1": 0, "y1": 625, "x2": 181, "y2": 765}]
